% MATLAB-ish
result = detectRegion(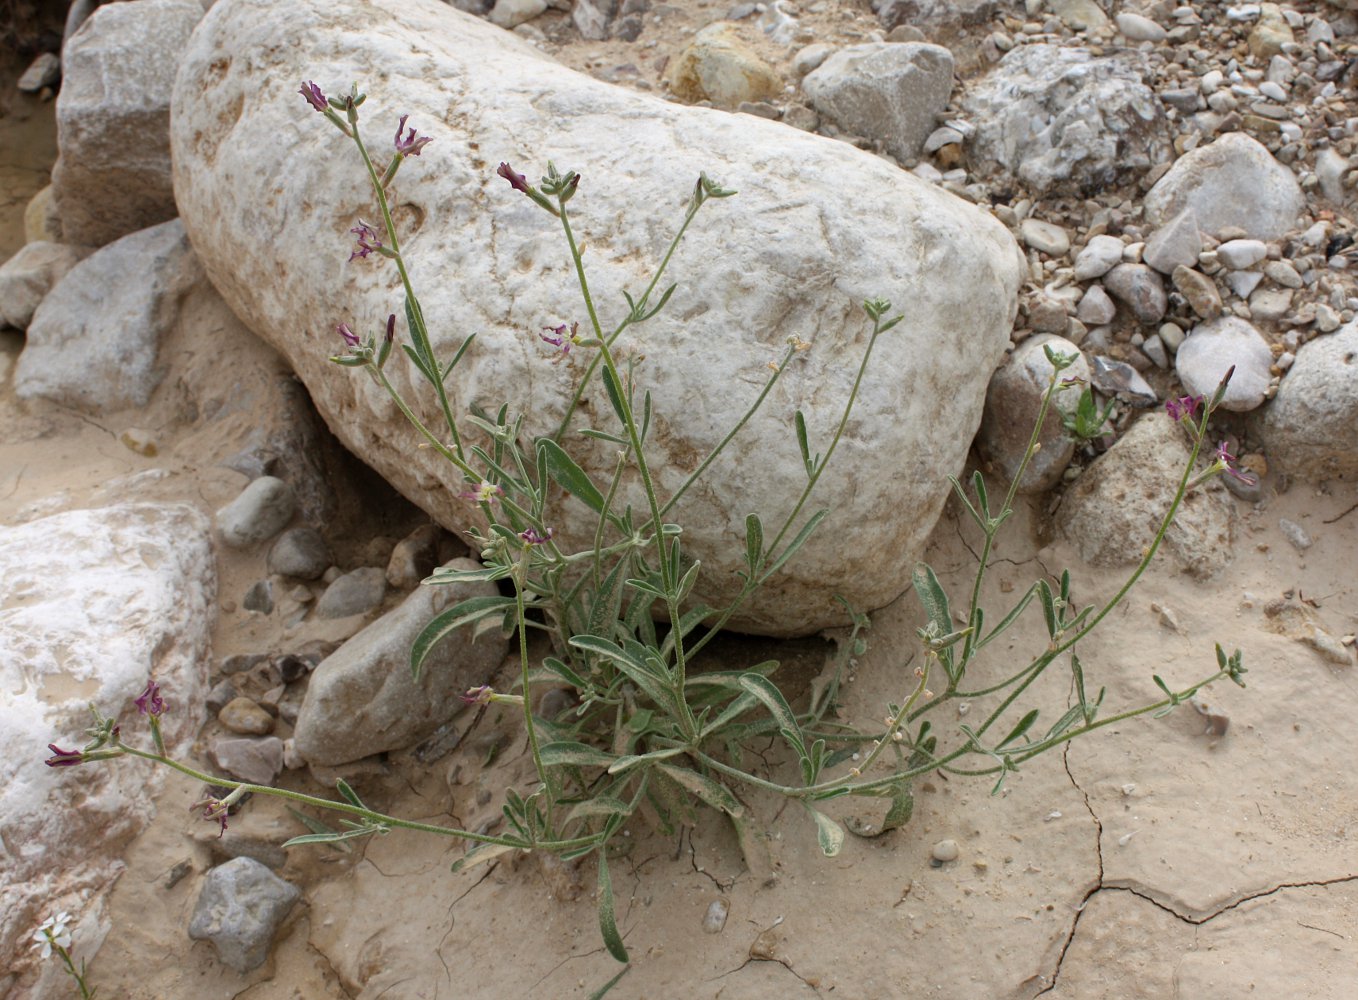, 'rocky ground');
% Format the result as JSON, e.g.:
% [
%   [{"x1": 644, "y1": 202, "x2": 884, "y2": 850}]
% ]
[{"x1": 2, "y1": 0, "x2": 1358, "y2": 998}]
